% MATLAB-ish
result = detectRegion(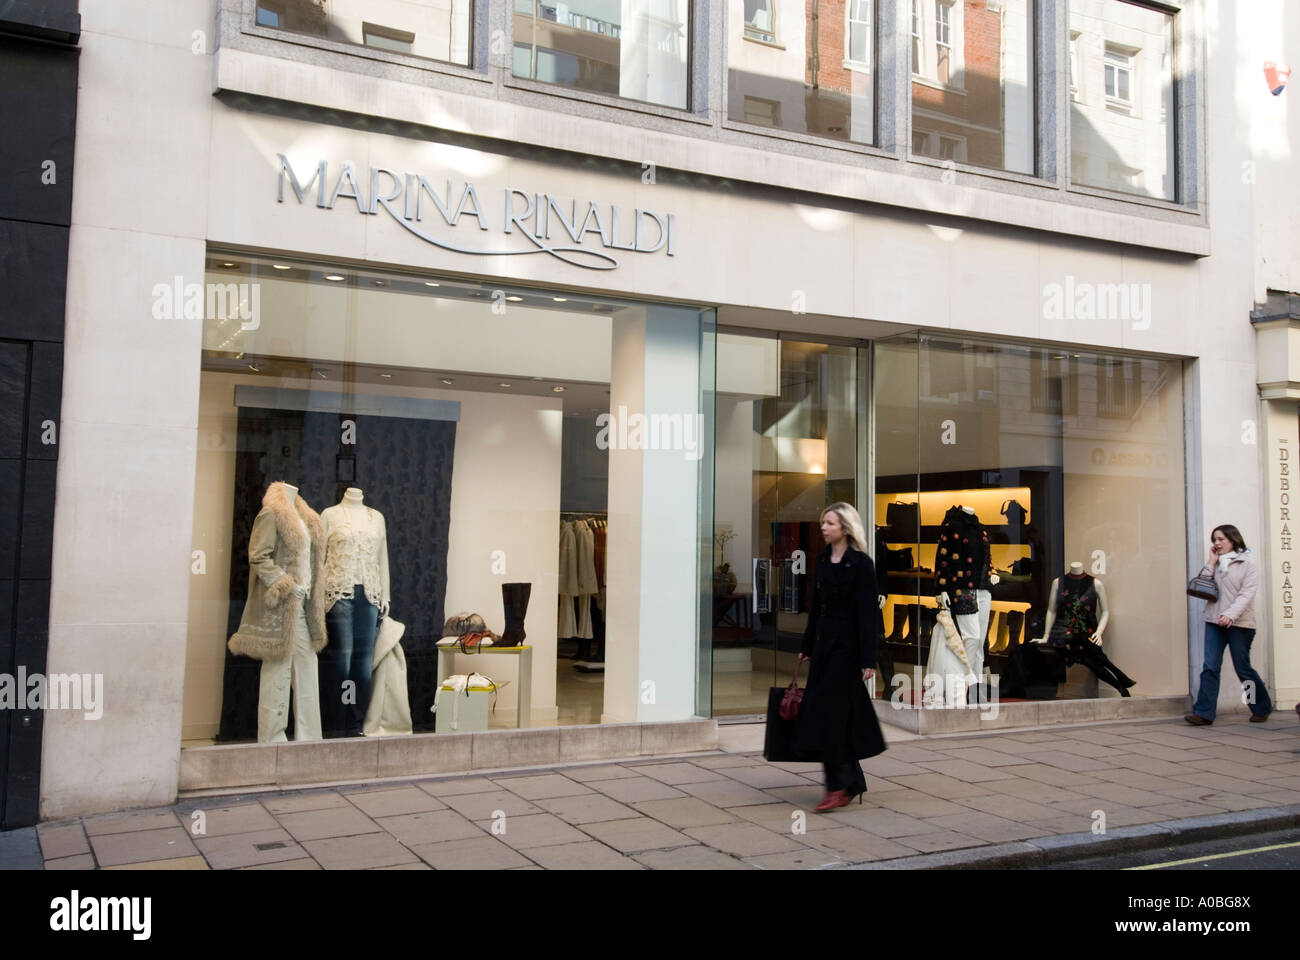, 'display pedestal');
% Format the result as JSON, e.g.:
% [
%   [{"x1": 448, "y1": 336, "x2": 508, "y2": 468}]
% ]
[{"x1": 436, "y1": 645, "x2": 533, "y2": 729}]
